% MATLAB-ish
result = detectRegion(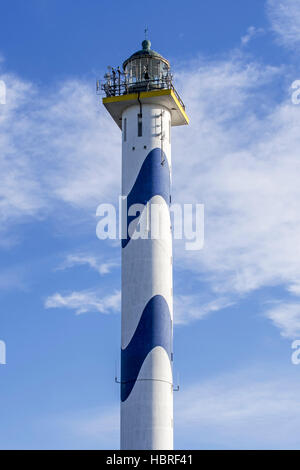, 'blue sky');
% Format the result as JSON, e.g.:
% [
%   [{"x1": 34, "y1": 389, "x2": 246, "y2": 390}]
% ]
[{"x1": 1, "y1": 0, "x2": 300, "y2": 449}]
